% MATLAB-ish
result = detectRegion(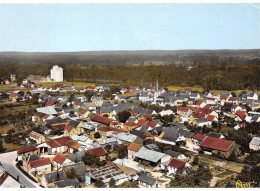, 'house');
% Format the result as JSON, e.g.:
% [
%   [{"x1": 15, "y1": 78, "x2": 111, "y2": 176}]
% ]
[
  {"x1": 134, "y1": 147, "x2": 171, "y2": 166},
  {"x1": 0, "y1": 166, "x2": 20, "y2": 188},
  {"x1": 235, "y1": 110, "x2": 247, "y2": 122},
  {"x1": 164, "y1": 150, "x2": 189, "y2": 162},
  {"x1": 193, "y1": 118, "x2": 210, "y2": 127},
  {"x1": 55, "y1": 178, "x2": 79, "y2": 188},
  {"x1": 62, "y1": 162, "x2": 86, "y2": 182},
  {"x1": 17, "y1": 145, "x2": 39, "y2": 161},
  {"x1": 127, "y1": 142, "x2": 142, "y2": 160},
  {"x1": 249, "y1": 137, "x2": 260, "y2": 151},
  {"x1": 28, "y1": 158, "x2": 52, "y2": 177},
  {"x1": 86, "y1": 147, "x2": 106, "y2": 160},
  {"x1": 159, "y1": 110, "x2": 174, "y2": 116},
  {"x1": 64, "y1": 120, "x2": 82, "y2": 137},
  {"x1": 199, "y1": 136, "x2": 235, "y2": 156},
  {"x1": 98, "y1": 126, "x2": 127, "y2": 138},
  {"x1": 52, "y1": 154, "x2": 72, "y2": 170},
  {"x1": 163, "y1": 158, "x2": 189, "y2": 176},
  {"x1": 91, "y1": 115, "x2": 113, "y2": 126},
  {"x1": 85, "y1": 163, "x2": 128, "y2": 187},
  {"x1": 41, "y1": 171, "x2": 66, "y2": 188},
  {"x1": 66, "y1": 140, "x2": 82, "y2": 153},
  {"x1": 29, "y1": 131, "x2": 46, "y2": 144},
  {"x1": 137, "y1": 173, "x2": 157, "y2": 188},
  {"x1": 37, "y1": 136, "x2": 73, "y2": 155},
  {"x1": 177, "y1": 107, "x2": 191, "y2": 117}
]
